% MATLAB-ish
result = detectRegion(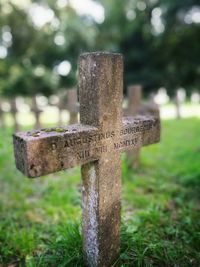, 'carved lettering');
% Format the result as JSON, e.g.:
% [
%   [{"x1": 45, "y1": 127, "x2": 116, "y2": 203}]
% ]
[
  {"x1": 114, "y1": 138, "x2": 138, "y2": 150},
  {"x1": 64, "y1": 131, "x2": 115, "y2": 148},
  {"x1": 77, "y1": 150, "x2": 90, "y2": 159},
  {"x1": 93, "y1": 145, "x2": 107, "y2": 154}
]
